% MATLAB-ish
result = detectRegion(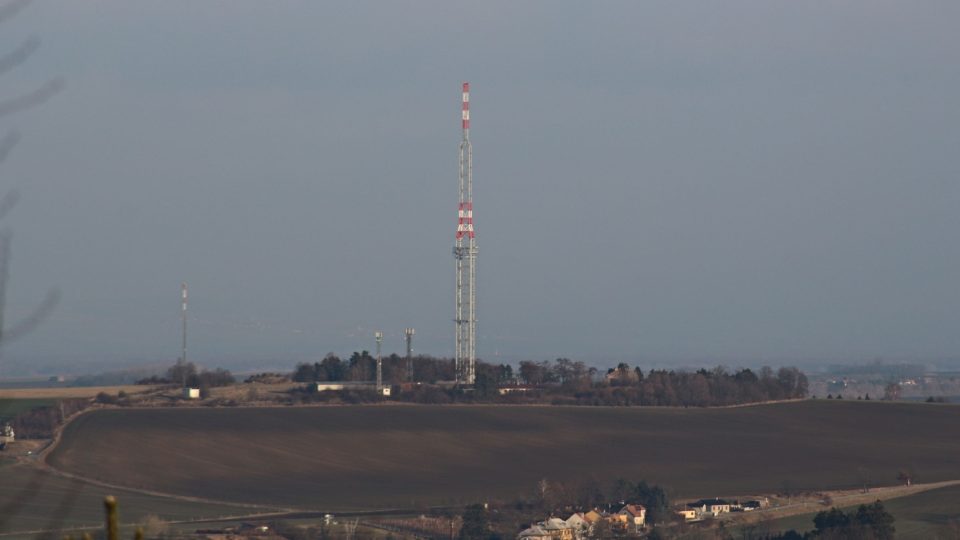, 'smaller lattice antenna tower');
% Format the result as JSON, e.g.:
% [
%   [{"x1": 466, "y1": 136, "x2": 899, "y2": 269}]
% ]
[
  {"x1": 180, "y1": 282, "x2": 188, "y2": 388},
  {"x1": 375, "y1": 331, "x2": 384, "y2": 392},
  {"x1": 404, "y1": 328, "x2": 415, "y2": 382}
]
